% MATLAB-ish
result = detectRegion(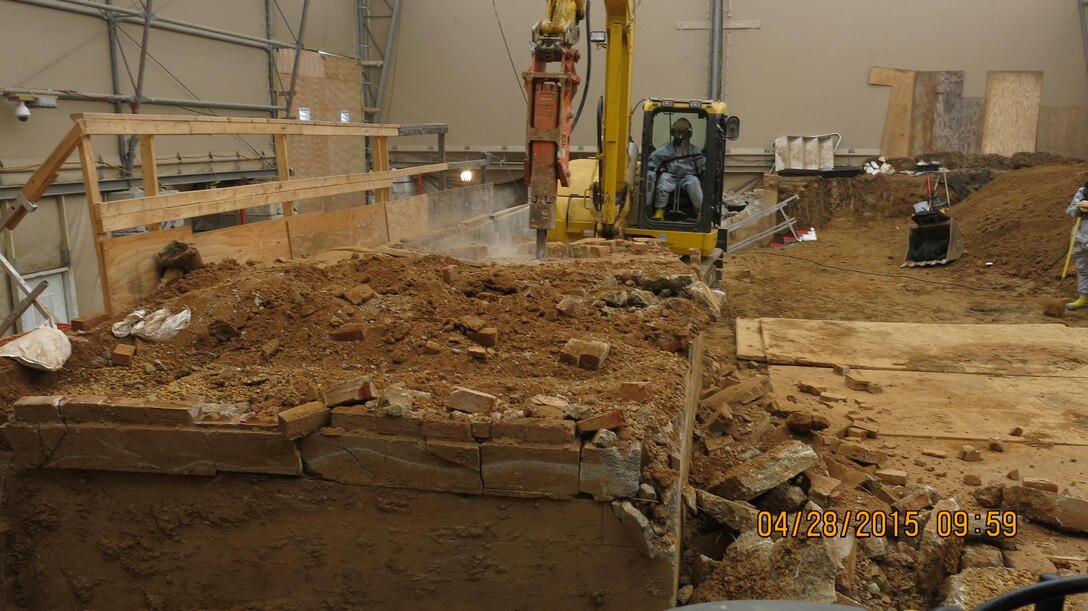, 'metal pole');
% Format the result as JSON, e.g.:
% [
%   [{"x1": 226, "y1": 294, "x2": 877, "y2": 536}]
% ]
[
  {"x1": 125, "y1": 0, "x2": 154, "y2": 175},
  {"x1": 708, "y1": 0, "x2": 724, "y2": 100},
  {"x1": 357, "y1": 0, "x2": 371, "y2": 169},
  {"x1": 284, "y1": 0, "x2": 311, "y2": 118},
  {"x1": 376, "y1": 0, "x2": 401, "y2": 123},
  {"x1": 104, "y1": 2, "x2": 130, "y2": 176},
  {"x1": 0, "y1": 88, "x2": 283, "y2": 113},
  {"x1": 265, "y1": 0, "x2": 279, "y2": 117}
]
